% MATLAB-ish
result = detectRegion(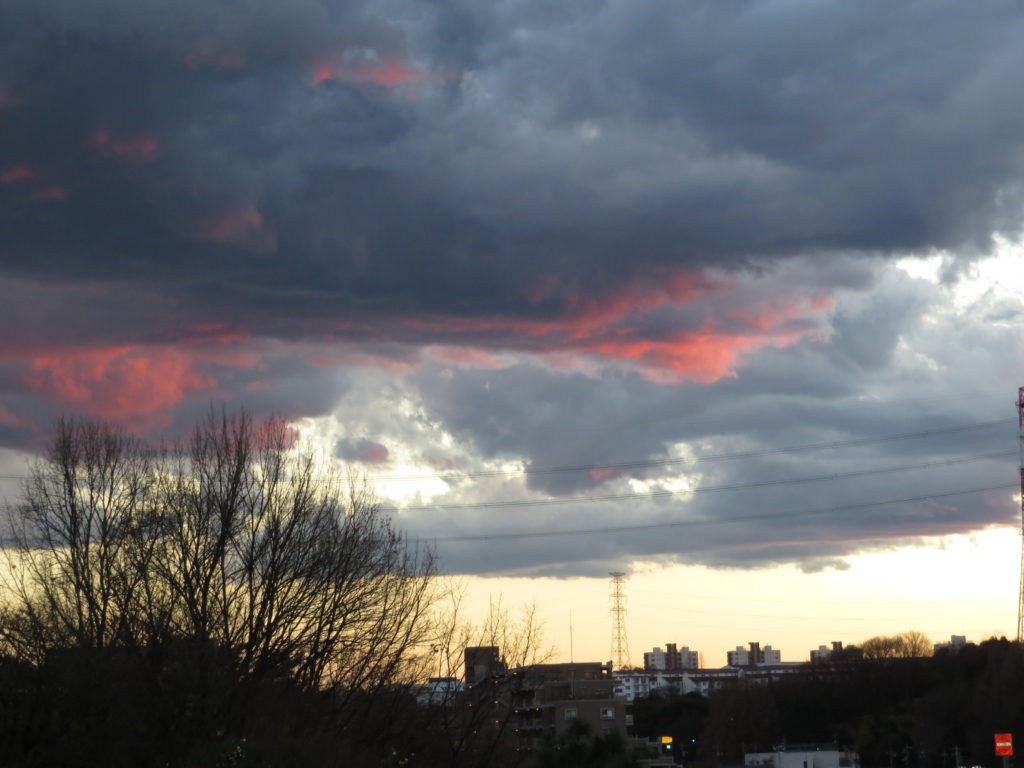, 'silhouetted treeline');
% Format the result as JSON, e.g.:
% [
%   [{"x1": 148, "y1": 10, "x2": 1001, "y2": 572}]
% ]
[
  {"x1": 0, "y1": 413, "x2": 564, "y2": 767},
  {"x1": 0, "y1": 640, "x2": 428, "y2": 766},
  {"x1": 0, "y1": 413, "x2": 442, "y2": 767},
  {"x1": 635, "y1": 637, "x2": 1024, "y2": 768}
]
